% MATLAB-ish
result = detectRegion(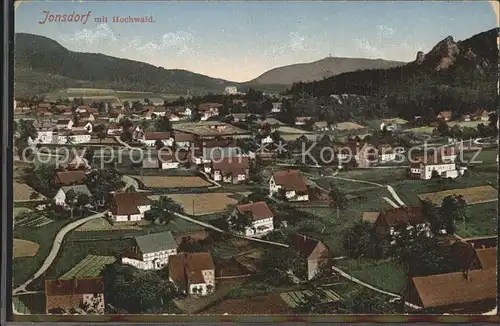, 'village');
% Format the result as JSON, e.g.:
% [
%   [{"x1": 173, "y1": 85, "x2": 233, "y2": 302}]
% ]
[{"x1": 11, "y1": 89, "x2": 498, "y2": 316}]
